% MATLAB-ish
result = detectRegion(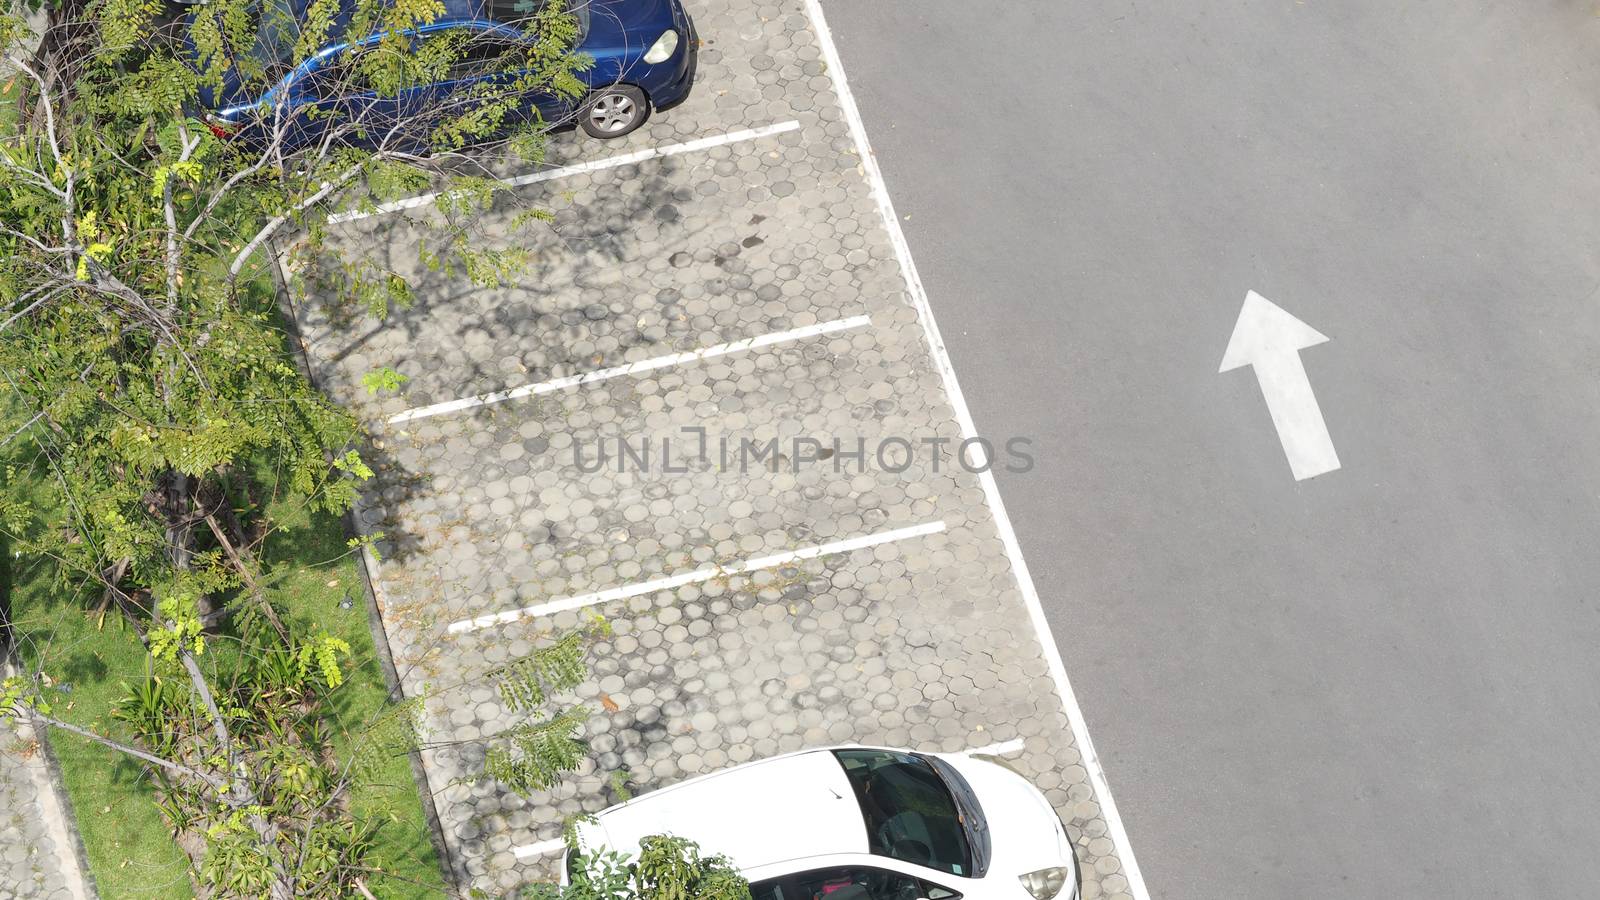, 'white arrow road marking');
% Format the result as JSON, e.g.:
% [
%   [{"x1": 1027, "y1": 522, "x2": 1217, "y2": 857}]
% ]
[{"x1": 1220, "y1": 290, "x2": 1341, "y2": 481}]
